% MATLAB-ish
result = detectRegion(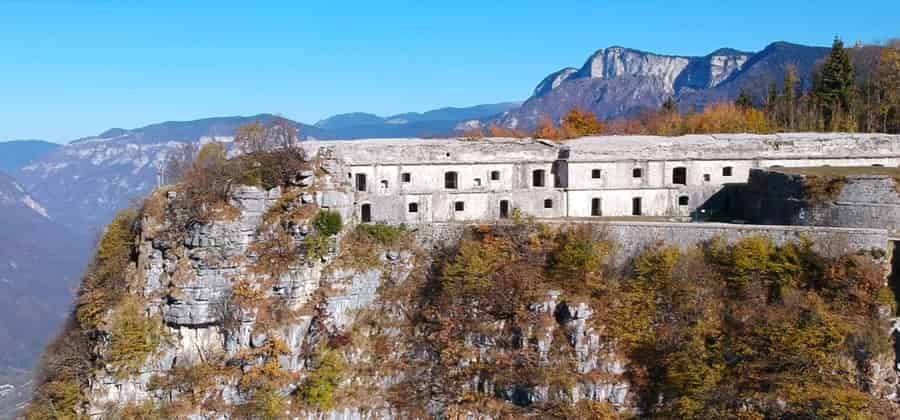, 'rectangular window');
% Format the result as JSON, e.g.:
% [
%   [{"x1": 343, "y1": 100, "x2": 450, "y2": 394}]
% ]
[
  {"x1": 591, "y1": 169, "x2": 602, "y2": 179},
  {"x1": 703, "y1": 174, "x2": 711, "y2": 182},
  {"x1": 408, "y1": 202, "x2": 418, "y2": 213},
  {"x1": 532, "y1": 169, "x2": 545, "y2": 187},
  {"x1": 544, "y1": 199, "x2": 553, "y2": 209},
  {"x1": 722, "y1": 167, "x2": 733, "y2": 177},
  {"x1": 632, "y1": 197, "x2": 642, "y2": 216},
  {"x1": 591, "y1": 198, "x2": 602, "y2": 216},
  {"x1": 402, "y1": 172, "x2": 411, "y2": 183},
  {"x1": 355, "y1": 174, "x2": 367, "y2": 192},
  {"x1": 490, "y1": 170, "x2": 500, "y2": 181},
  {"x1": 445, "y1": 172, "x2": 458, "y2": 189},
  {"x1": 633, "y1": 168, "x2": 642, "y2": 178},
  {"x1": 454, "y1": 201, "x2": 465, "y2": 212},
  {"x1": 678, "y1": 196, "x2": 689, "y2": 206},
  {"x1": 672, "y1": 167, "x2": 687, "y2": 185}
]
